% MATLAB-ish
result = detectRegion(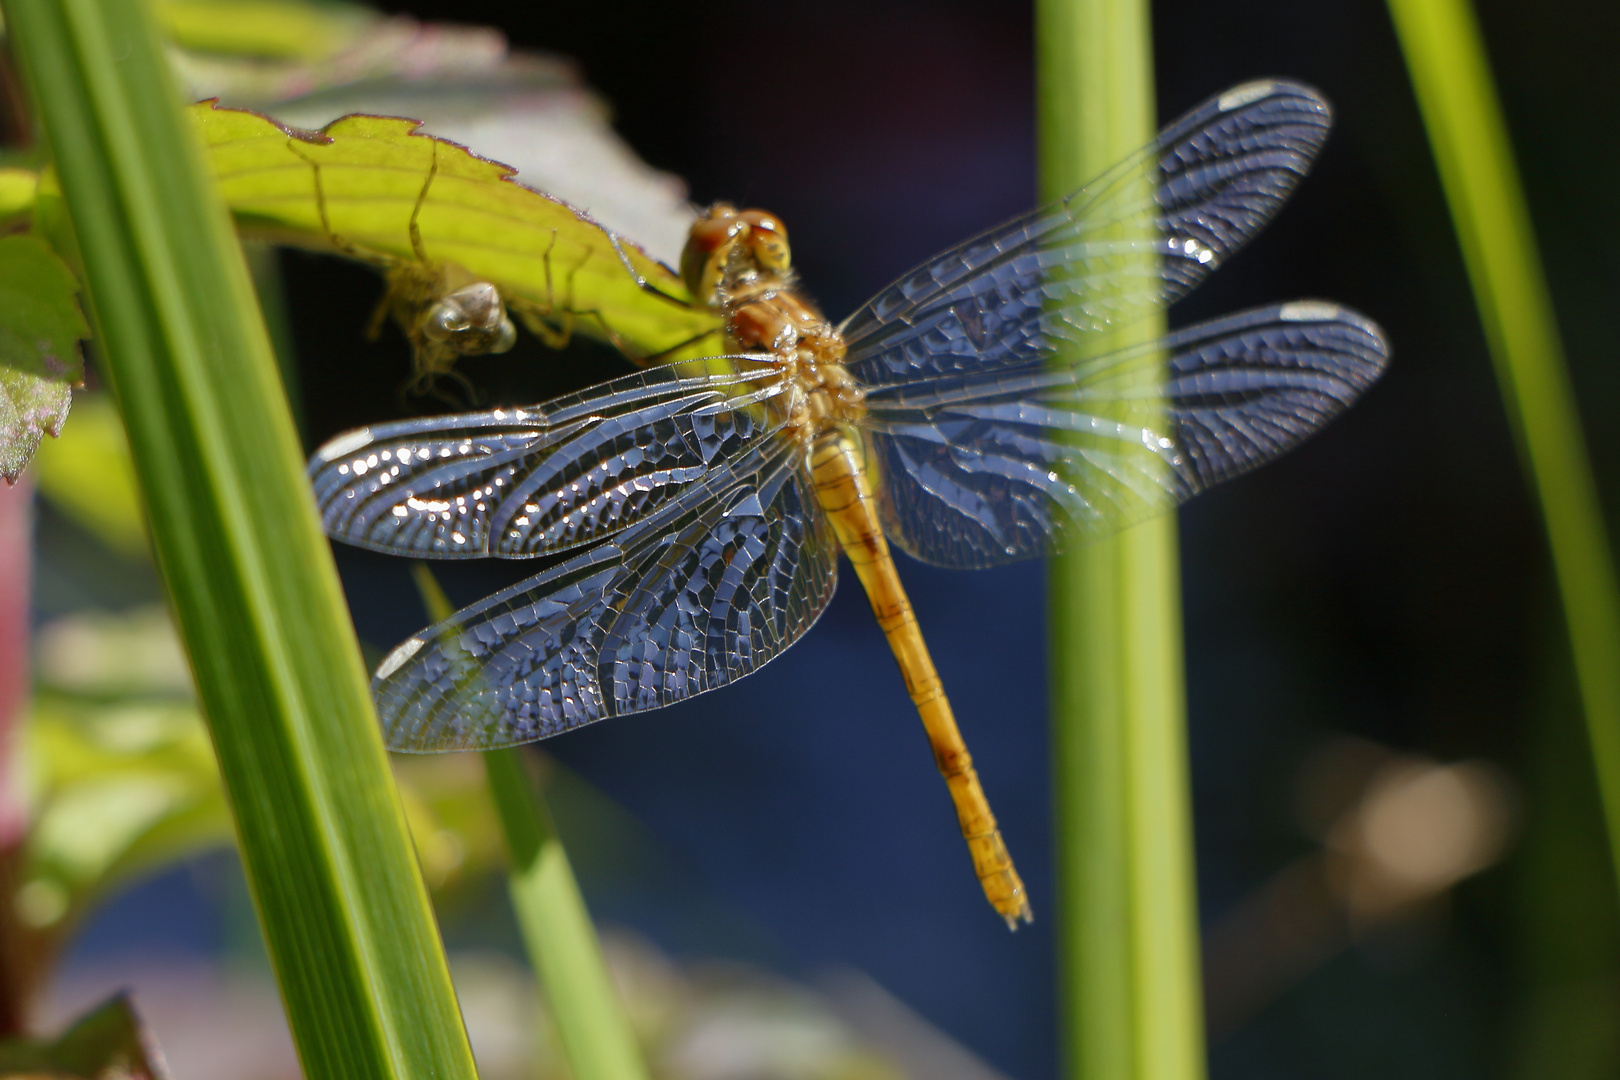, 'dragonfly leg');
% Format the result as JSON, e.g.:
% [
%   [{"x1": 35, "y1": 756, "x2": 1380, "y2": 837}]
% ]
[
  {"x1": 364, "y1": 286, "x2": 391, "y2": 341},
  {"x1": 406, "y1": 144, "x2": 439, "y2": 266},
  {"x1": 607, "y1": 230, "x2": 704, "y2": 312},
  {"x1": 512, "y1": 236, "x2": 723, "y2": 366},
  {"x1": 517, "y1": 230, "x2": 582, "y2": 350},
  {"x1": 809, "y1": 432, "x2": 1032, "y2": 928},
  {"x1": 633, "y1": 325, "x2": 729, "y2": 369}
]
